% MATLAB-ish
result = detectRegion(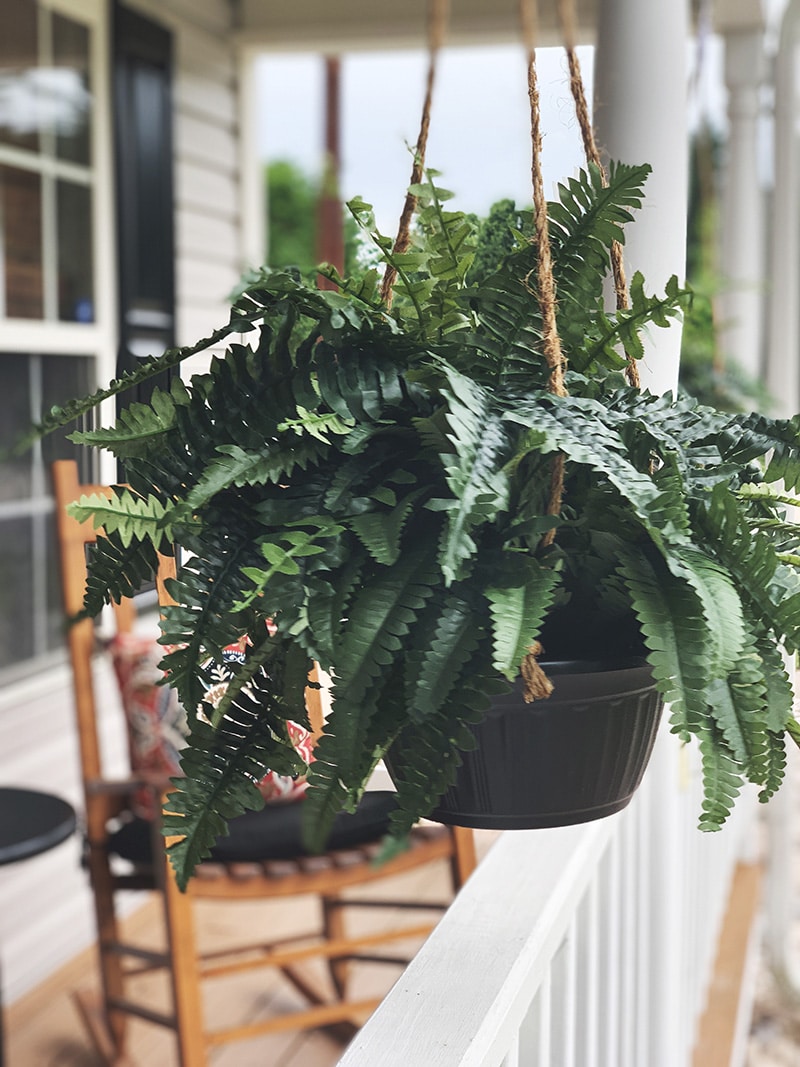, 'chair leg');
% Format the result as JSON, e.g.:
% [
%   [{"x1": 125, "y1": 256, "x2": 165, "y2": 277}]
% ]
[
  {"x1": 449, "y1": 827, "x2": 477, "y2": 889},
  {"x1": 85, "y1": 846, "x2": 130, "y2": 1057},
  {"x1": 322, "y1": 894, "x2": 350, "y2": 1000},
  {"x1": 161, "y1": 851, "x2": 207, "y2": 1066}
]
